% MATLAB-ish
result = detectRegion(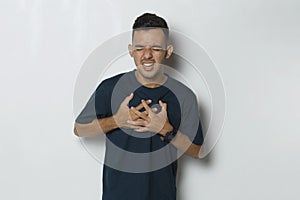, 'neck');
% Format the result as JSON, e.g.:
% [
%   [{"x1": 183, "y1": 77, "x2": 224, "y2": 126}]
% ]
[{"x1": 134, "y1": 71, "x2": 167, "y2": 88}]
